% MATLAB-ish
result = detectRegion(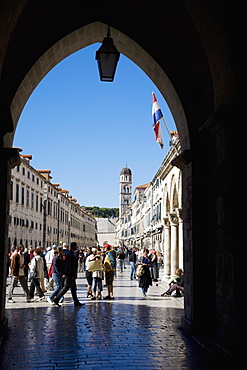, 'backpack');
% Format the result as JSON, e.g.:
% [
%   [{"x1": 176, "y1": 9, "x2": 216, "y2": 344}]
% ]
[{"x1": 108, "y1": 250, "x2": 116, "y2": 270}]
